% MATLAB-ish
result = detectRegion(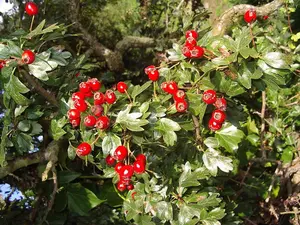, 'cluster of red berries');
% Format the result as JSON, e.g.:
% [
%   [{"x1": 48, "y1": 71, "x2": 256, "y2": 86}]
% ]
[
  {"x1": 105, "y1": 146, "x2": 146, "y2": 192},
  {"x1": 144, "y1": 65, "x2": 159, "y2": 81},
  {"x1": 67, "y1": 78, "x2": 113, "y2": 130},
  {"x1": 161, "y1": 81, "x2": 188, "y2": 112},
  {"x1": 182, "y1": 30, "x2": 204, "y2": 58},
  {"x1": 202, "y1": 90, "x2": 227, "y2": 131}
]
